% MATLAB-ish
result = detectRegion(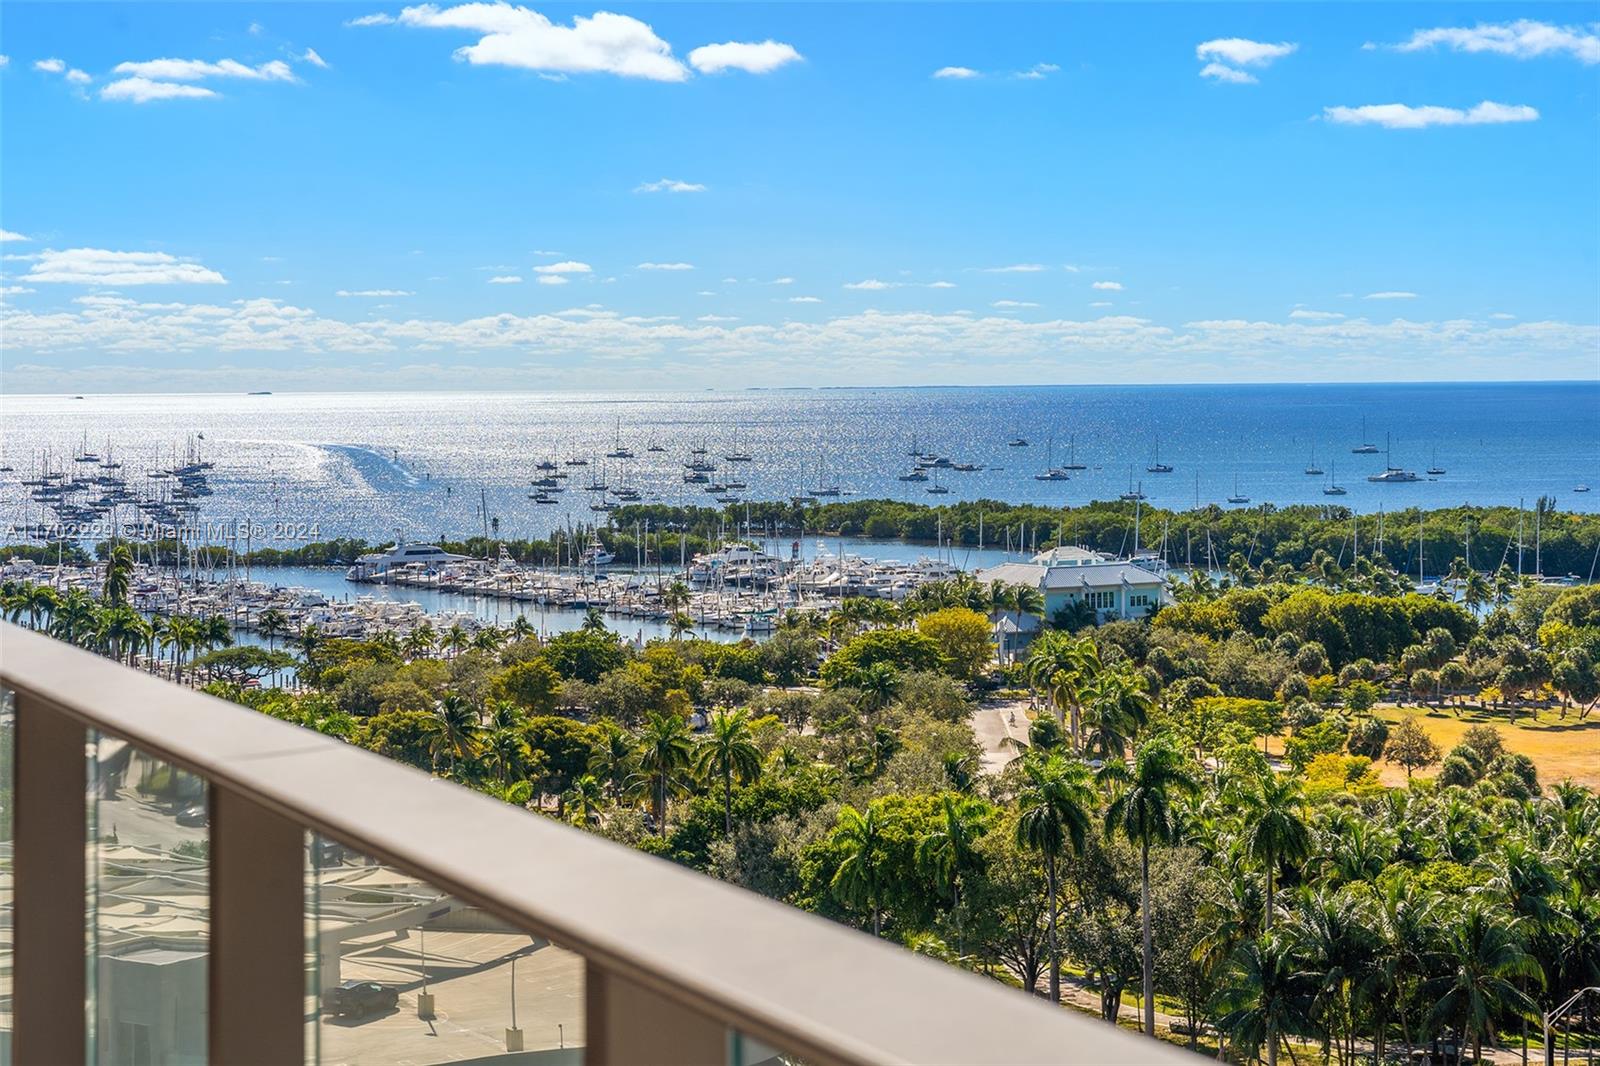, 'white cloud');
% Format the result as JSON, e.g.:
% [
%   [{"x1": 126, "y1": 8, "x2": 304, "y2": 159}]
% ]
[
  {"x1": 696, "y1": 290, "x2": 717, "y2": 296},
  {"x1": 697, "y1": 314, "x2": 738, "y2": 322},
  {"x1": 337, "y1": 288, "x2": 413, "y2": 297},
  {"x1": 788, "y1": 296, "x2": 821, "y2": 303},
  {"x1": 1013, "y1": 62, "x2": 1059, "y2": 80},
  {"x1": 34, "y1": 58, "x2": 66, "y2": 73},
  {"x1": 0, "y1": 55, "x2": 10, "y2": 69},
  {"x1": 928, "y1": 281, "x2": 956, "y2": 289},
  {"x1": 1092, "y1": 280, "x2": 1123, "y2": 291},
  {"x1": 65, "y1": 68, "x2": 92, "y2": 84},
  {"x1": 488, "y1": 275, "x2": 522, "y2": 284},
  {"x1": 992, "y1": 300, "x2": 1039, "y2": 308},
  {"x1": 634, "y1": 178, "x2": 706, "y2": 193},
  {"x1": 1, "y1": 286, "x2": 36, "y2": 295},
  {"x1": 771, "y1": 276, "x2": 795, "y2": 285},
  {"x1": 637, "y1": 261, "x2": 694, "y2": 271},
  {"x1": 1, "y1": 230, "x2": 32, "y2": 242},
  {"x1": 1195, "y1": 38, "x2": 1298, "y2": 66},
  {"x1": 688, "y1": 40, "x2": 801, "y2": 75},
  {"x1": 1089, "y1": 301, "x2": 1113, "y2": 308},
  {"x1": 6, "y1": 302, "x2": 1597, "y2": 389},
  {"x1": 112, "y1": 57, "x2": 297, "y2": 82},
  {"x1": 23, "y1": 248, "x2": 227, "y2": 286},
  {"x1": 844, "y1": 279, "x2": 899, "y2": 290},
  {"x1": 983, "y1": 263, "x2": 1045, "y2": 273},
  {"x1": 389, "y1": 3, "x2": 690, "y2": 81},
  {"x1": 1388, "y1": 20, "x2": 1600, "y2": 64},
  {"x1": 100, "y1": 78, "x2": 219, "y2": 103},
  {"x1": 304, "y1": 47, "x2": 330, "y2": 68},
  {"x1": 537, "y1": 275, "x2": 569, "y2": 286},
  {"x1": 1489, "y1": 312, "x2": 1516, "y2": 320},
  {"x1": 1290, "y1": 309, "x2": 1345, "y2": 320},
  {"x1": 347, "y1": 12, "x2": 395, "y2": 26},
  {"x1": 531, "y1": 249, "x2": 563, "y2": 256},
  {"x1": 1364, "y1": 291, "x2": 1418, "y2": 300},
  {"x1": 1195, "y1": 38, "x2": 1296, "y2": 84},
  {"x1": 534, "y1": 260, "x2": 591, "y2": 275},
  {"x1": 1200, "y1": 62, "x2": 1256, "y2": 84},
  {"x1": 932, "y1": 66, "x2": 980, "y2": 79},
  {"x1": 1324, "y1": 101, "x2": 1539, "y2": 129}
]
